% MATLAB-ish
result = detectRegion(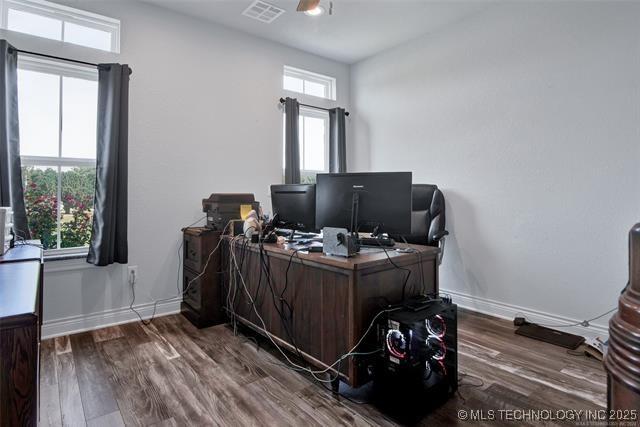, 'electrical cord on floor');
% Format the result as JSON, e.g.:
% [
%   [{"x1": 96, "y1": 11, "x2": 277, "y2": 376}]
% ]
[
  {"x1": 518, "y1": 307, "x2": 618, "y2": 329},
  {"x1": 130, "y1": 218, "x2": 229, "y2": 326},
  {"x1": 455, "y1": 371, "x2": 485, "y2": 403}
]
